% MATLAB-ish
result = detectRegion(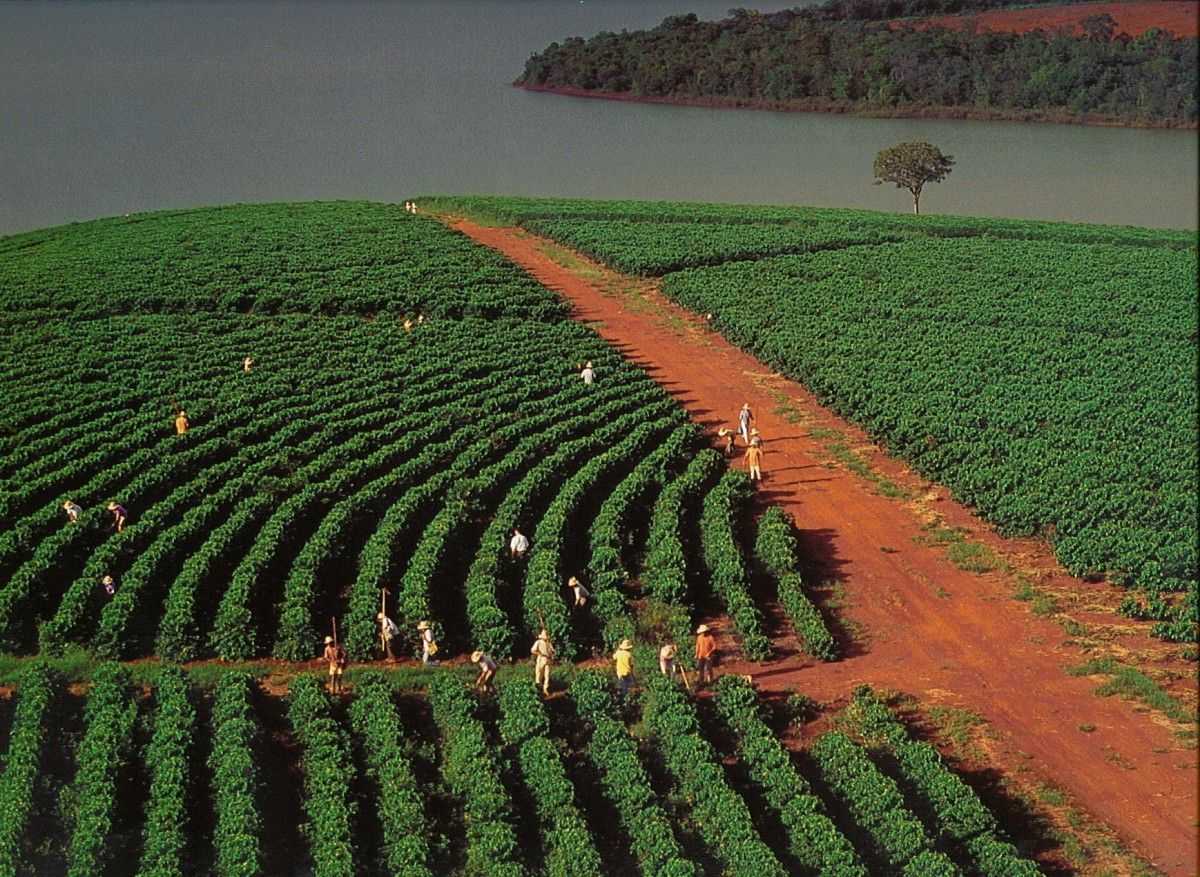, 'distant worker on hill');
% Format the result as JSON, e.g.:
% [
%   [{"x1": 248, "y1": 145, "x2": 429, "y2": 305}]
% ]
[
  {"x1": 416, "y1": 620, "x2": 439, "y2": 666},
  {"x1": 377, "y1": 612, "x2": 400, "y2": 662},
  {"x1": 717, "y1": 427, "x2": 736, "y2": 457},
  {"x1": 744, "y1": 440, "x2": 765, "y2": 483},
  {"x1": 62, "y1": 500, "x2": 82, "y2": 524},
  {"x1": 738, "y1": 403, "x2": 754, "y2": 444},
  {"x1": 323, "y1": 635, "x2": 347, "y2": 694},
  {"x1": 567, "y1": 575, "x2": 590, "y2": 608},
  {"x1": 580, "y1": 361, "x2": 596, "y2": 385},
  {"x1": 106, "y1": 501, "x2": 127, "y2": 533},
  {"x1": 175, "y1": 410, "x2": 189, "y2": 436},
  {"x1": 530, "y1": 629, "x2": 555, "y2": 697},
  {"x1": 472, "y1": 649, "x2": 498, "y2": 693},
  {"x1": 694, "y1": 624, "x2": 717, "y2": 686},
  {"x1": 403, "y1": 317, "x2": 414, "y2": 332},
  {"x1": 101, "y1": 575, "x2": 116, "y2": 597},
  {"x1": 509, "y1": 527, "x2": 529, "y2": 559},
  {"x1": 242, "y1": 356, "x2": 254, "y2": 373},
  {"x1": 613, "y1": 638, "x2": 635, "y2": 698}
]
